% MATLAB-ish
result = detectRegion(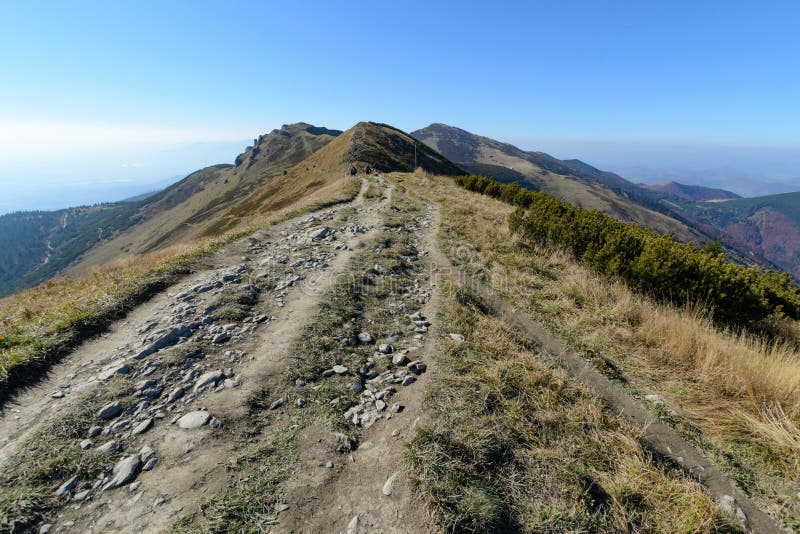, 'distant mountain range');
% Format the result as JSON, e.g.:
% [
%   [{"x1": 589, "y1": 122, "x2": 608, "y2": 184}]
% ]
[
  {"x1": 411, "y1": 123, "x2": 800, "y2": 280},
  {"x1": 1, "y1": 120, "x2": 799, "y2": 298},
  {"x1": 642, "y1": 181, "x2": 740, "y2": 201},
  {"x1": 412, "y1": 123, "x2": 714, "y2": 244},
  {"x1": 681, "y1": 192, "x2": 800, "y2": 280}
]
